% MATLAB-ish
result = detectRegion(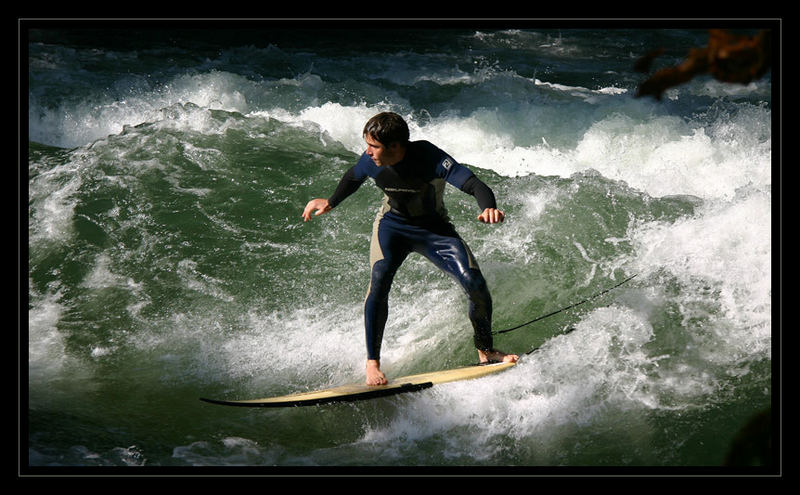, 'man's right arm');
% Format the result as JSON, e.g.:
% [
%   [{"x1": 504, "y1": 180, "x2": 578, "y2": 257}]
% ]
[
  {"x1": 302, "y1": 165, "x2": 366, "y2": 222},
  {"x1": 326, "y1": 166, "x2": 366, "y2": 209}
]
